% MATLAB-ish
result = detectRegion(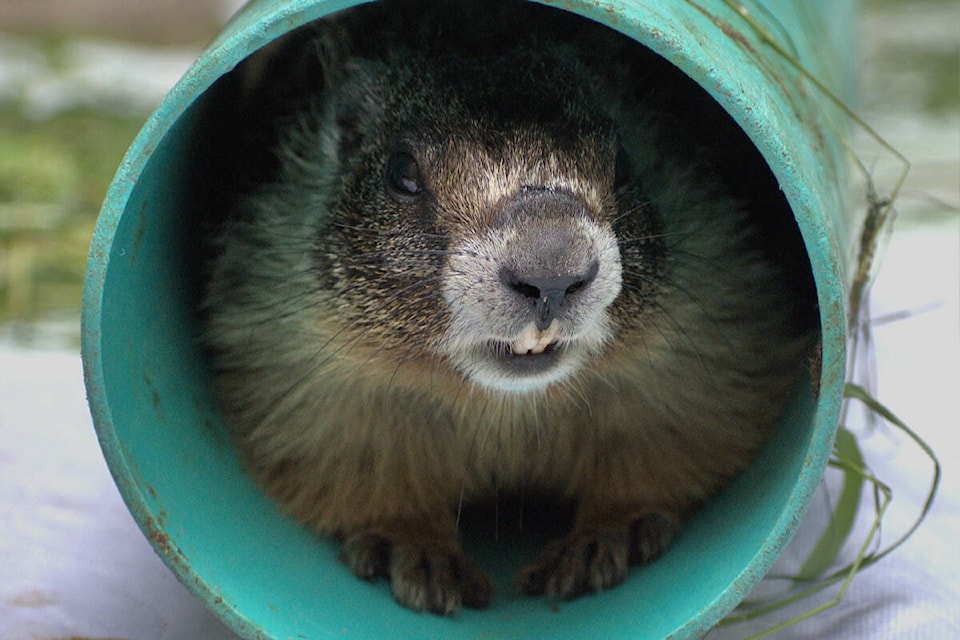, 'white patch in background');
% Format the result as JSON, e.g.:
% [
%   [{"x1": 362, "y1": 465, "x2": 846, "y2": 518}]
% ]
[{"x1": 0, "y1": 34, "x2": 200, "y2": 119}]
